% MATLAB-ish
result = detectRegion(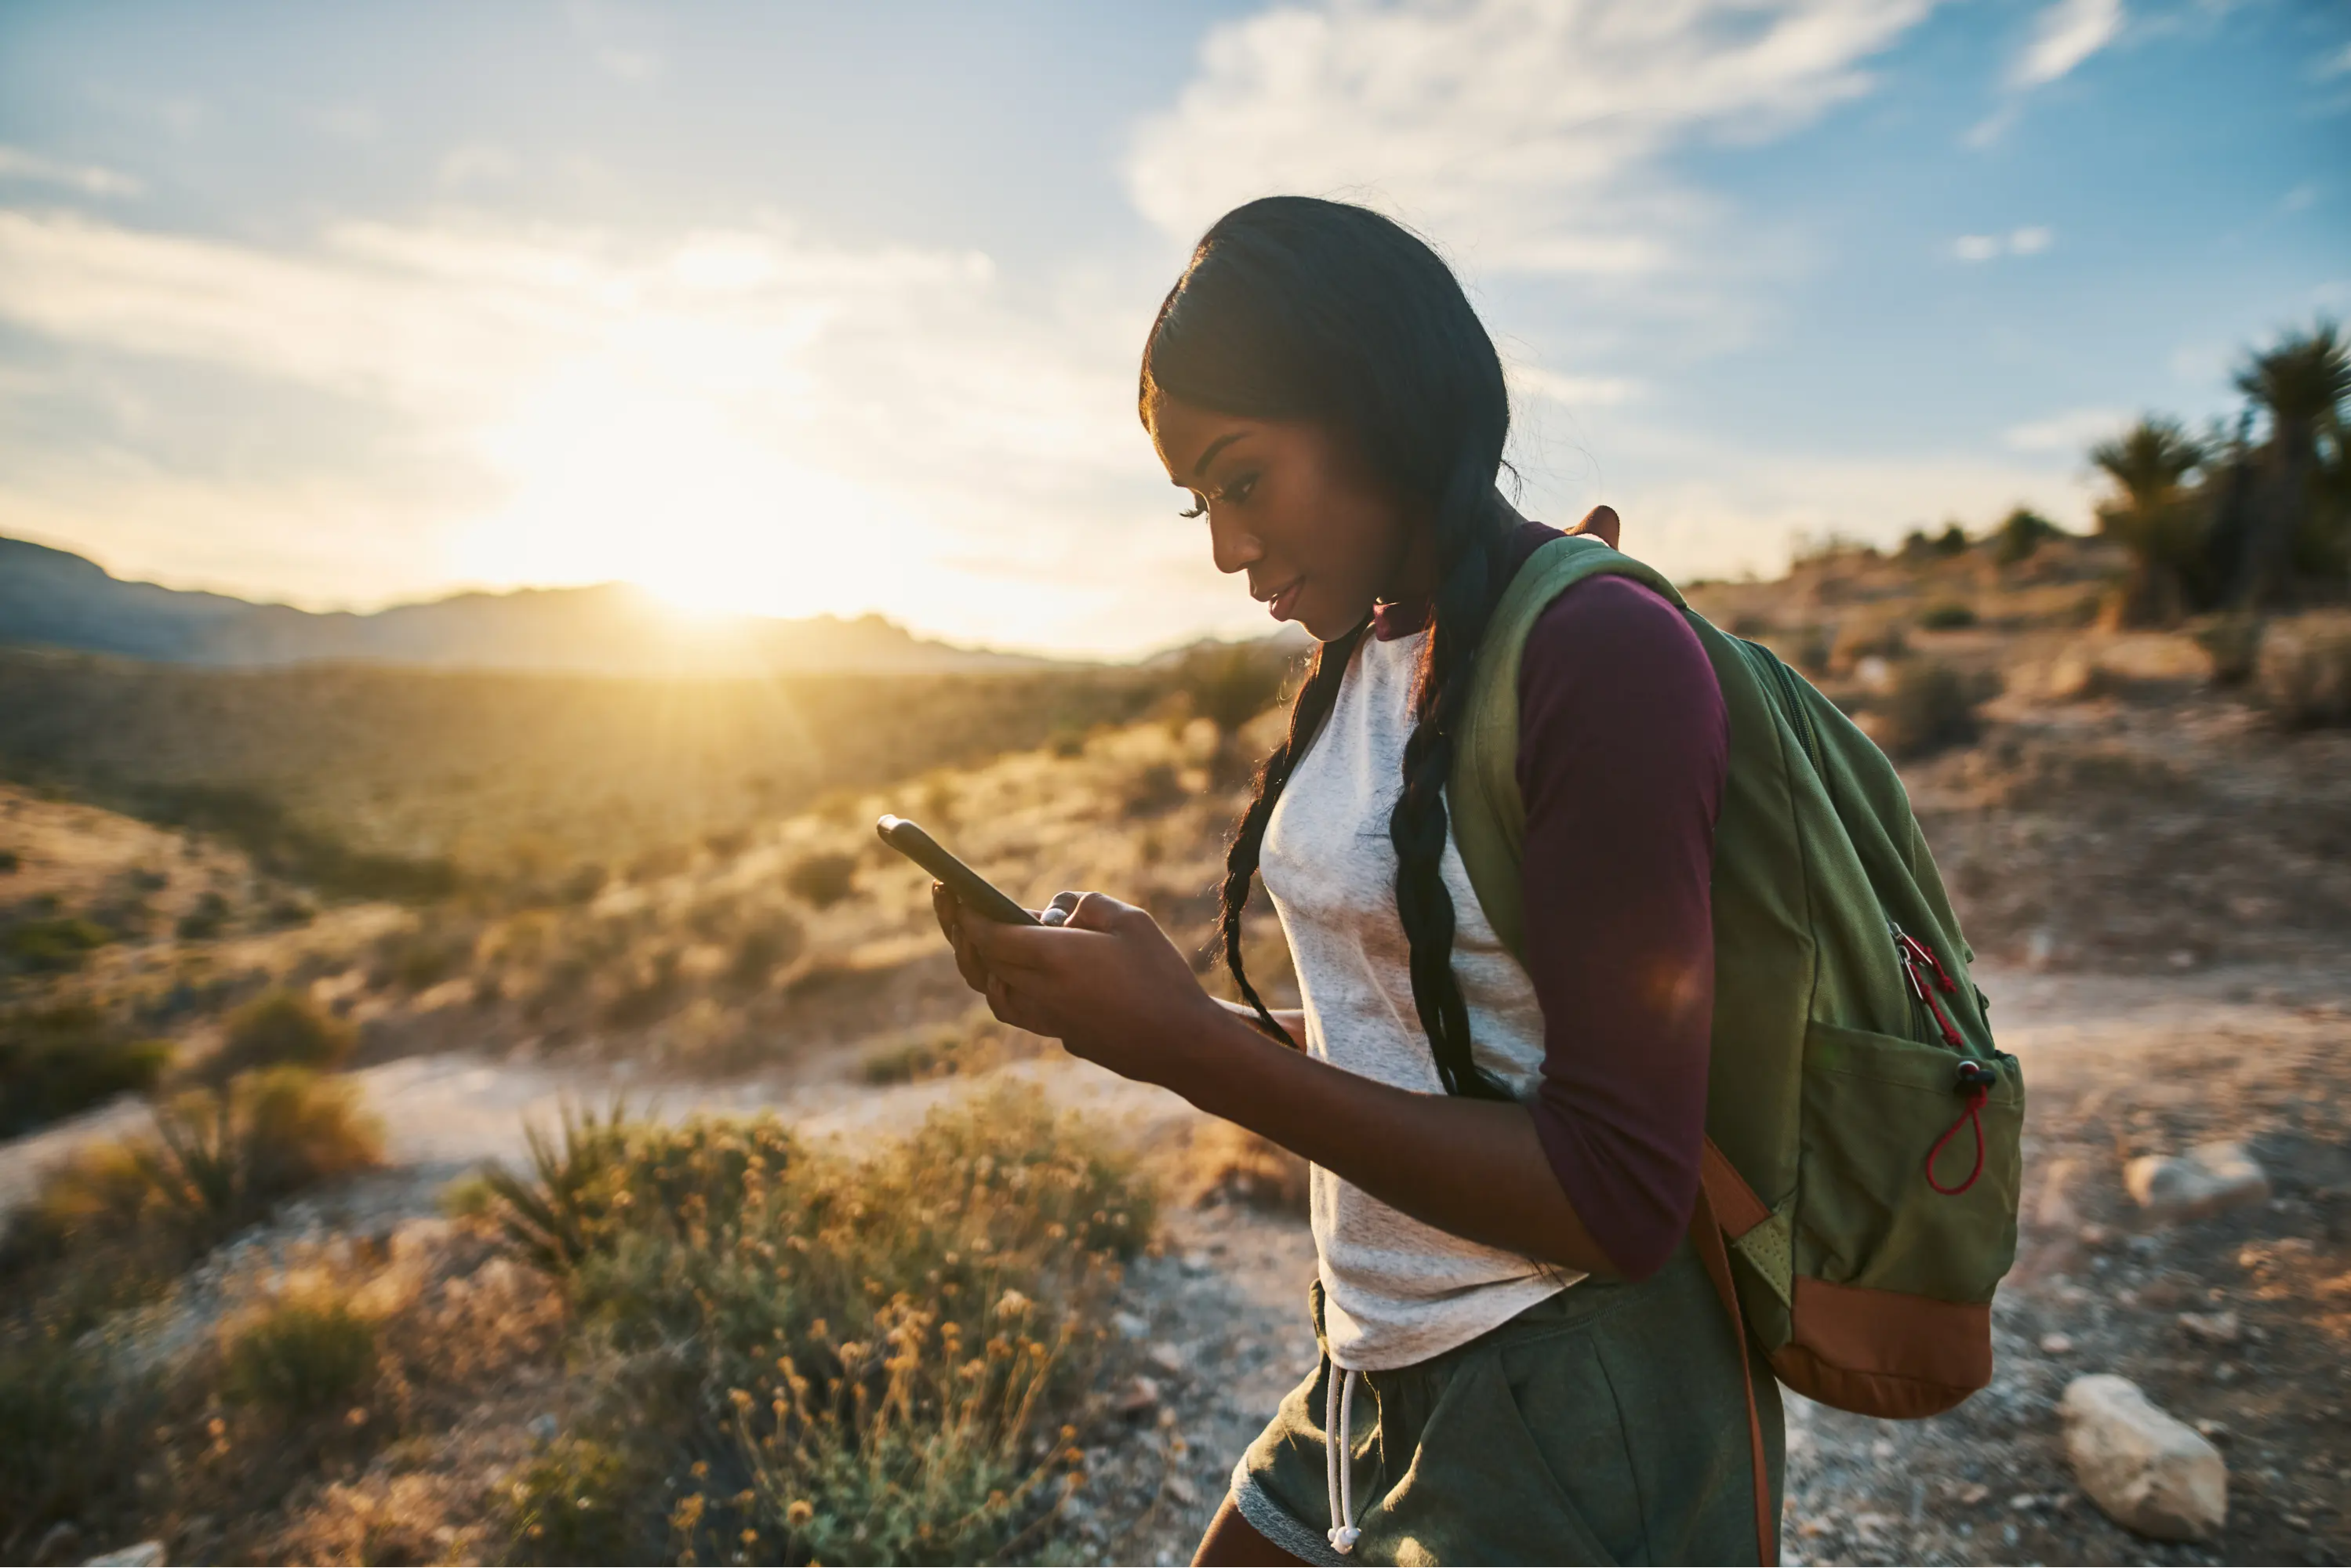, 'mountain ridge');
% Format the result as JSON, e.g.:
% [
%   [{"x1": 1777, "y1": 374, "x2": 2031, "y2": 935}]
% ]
[{"x1": 0, "y1": 535, "x2": 1063, "y2": 675}]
